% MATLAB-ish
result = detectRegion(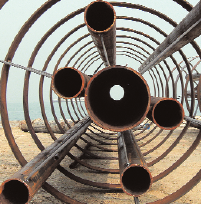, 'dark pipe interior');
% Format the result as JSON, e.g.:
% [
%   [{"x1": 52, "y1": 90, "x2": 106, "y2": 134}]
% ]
[
  {"x1": 2, "y1": 180, "x2": 29, "y2": 204},
  {"x1": 53, "y1": 68, "x2": 82, "y2": 98},
  {"x1": 153, "y1": 100, "x2": 183, "y2": 128},
  {"x1": 122, "y1": 166, "x2": 151, "y2": 195},
  {"x1": 87, "y1": 67, "x2": 149, "y2": 128},
  {"x1": 86, "y1": 2, "x2": 114, "y2": 31}
]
